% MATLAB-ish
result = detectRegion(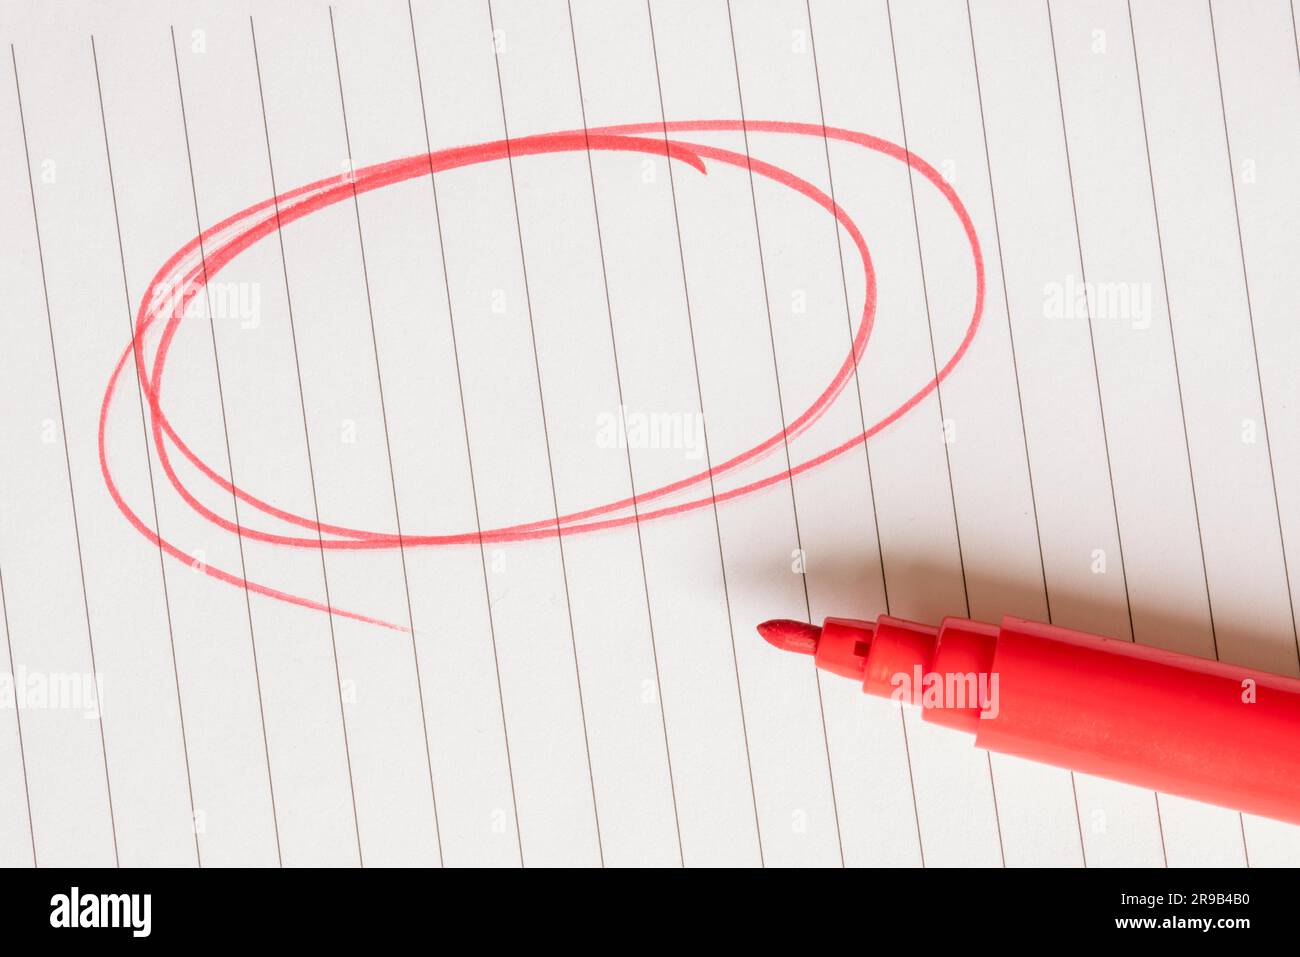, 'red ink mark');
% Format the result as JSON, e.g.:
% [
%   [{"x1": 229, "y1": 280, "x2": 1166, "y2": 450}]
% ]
[{"x1": 99, "y1": 121, "x2": 984, "y2": 632}]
